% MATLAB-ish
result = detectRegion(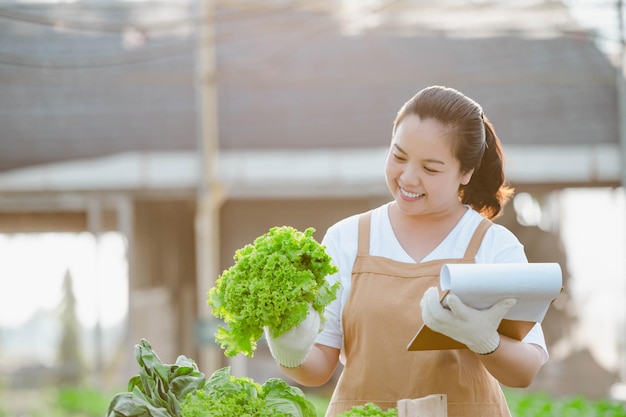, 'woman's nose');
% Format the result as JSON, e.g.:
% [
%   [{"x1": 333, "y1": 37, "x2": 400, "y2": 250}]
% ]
[{"x1": 401, "y1": 164, "x2": 422, "y2": 186}]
